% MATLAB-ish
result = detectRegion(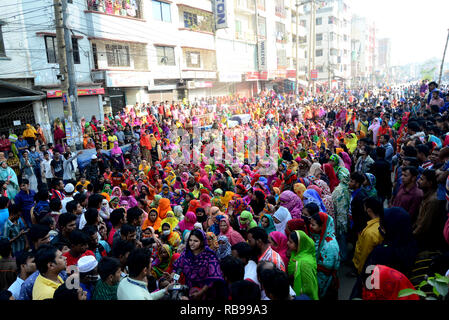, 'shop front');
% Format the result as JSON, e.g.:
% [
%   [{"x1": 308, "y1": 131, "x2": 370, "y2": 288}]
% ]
[{"x1": 45, "y1": 87, "x2": 105, "y2": 123}]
